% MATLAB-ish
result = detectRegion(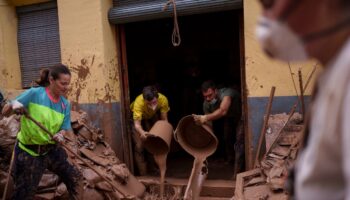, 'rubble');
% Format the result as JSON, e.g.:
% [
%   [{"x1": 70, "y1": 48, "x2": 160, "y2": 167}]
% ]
[
  {"x1": 262, "y1": 113, "x2": 303, "y2": 191},
  {"x1": 0, "y1": 114, "x2": 19, "y2": 171},
  {"x1": 0, "y1": 101, "x2": 305, "y2": 199},
  {"x1": 235, "y1": 113, "x2": 303, "y2": 200},
  {"x1": 0, "y1": 110, "x2": 146, "y2": 199}
]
